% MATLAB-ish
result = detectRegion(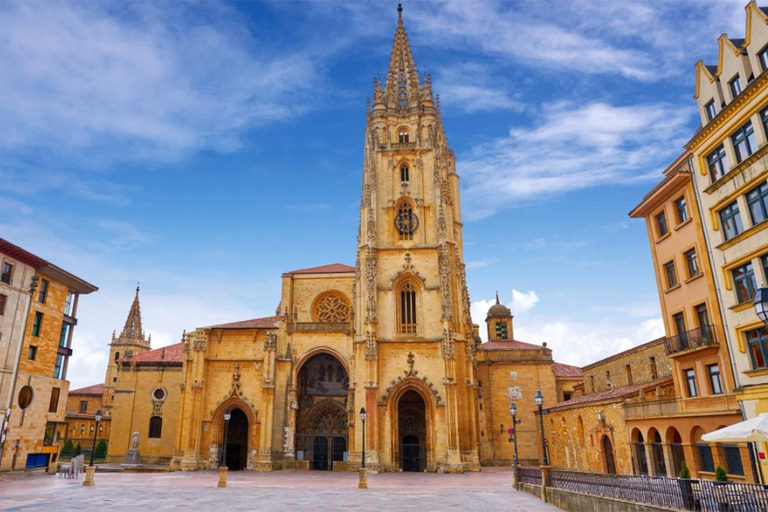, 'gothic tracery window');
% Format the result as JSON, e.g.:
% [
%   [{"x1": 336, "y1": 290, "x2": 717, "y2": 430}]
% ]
[
  {"x1": 314, "y1": 293, "x2": 351, "y2": 323},
  {"x1": 395, "y1": 203, "x2": 418, "y2": 241},
  {"x1": 399, "y1": 282, "x2": 418, "y2": 334},
  {"x1": 400, "y1": 164, "x2": 409, "y2": 182}
]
